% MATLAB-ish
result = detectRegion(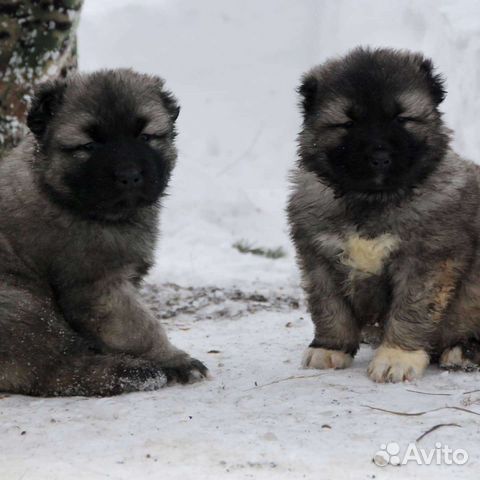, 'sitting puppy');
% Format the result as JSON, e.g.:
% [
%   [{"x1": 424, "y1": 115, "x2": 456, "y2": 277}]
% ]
[
  {"x1": 288, "y1": 47, "x2": 480, "y2": 382},
  {"x1": 0, "y1": 69, "x2": 207, "y2": 396}
]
